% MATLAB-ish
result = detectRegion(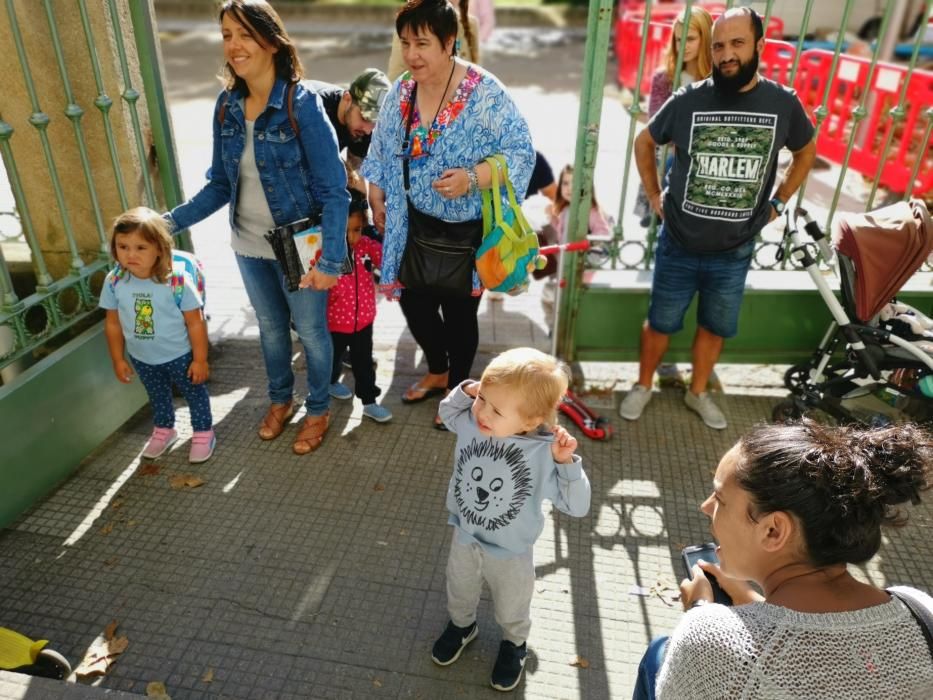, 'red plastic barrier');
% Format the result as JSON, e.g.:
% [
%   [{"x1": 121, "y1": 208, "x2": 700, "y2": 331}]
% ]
[{"x1": 793, "y1": 49, "x2": 933, "y2": 196}]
